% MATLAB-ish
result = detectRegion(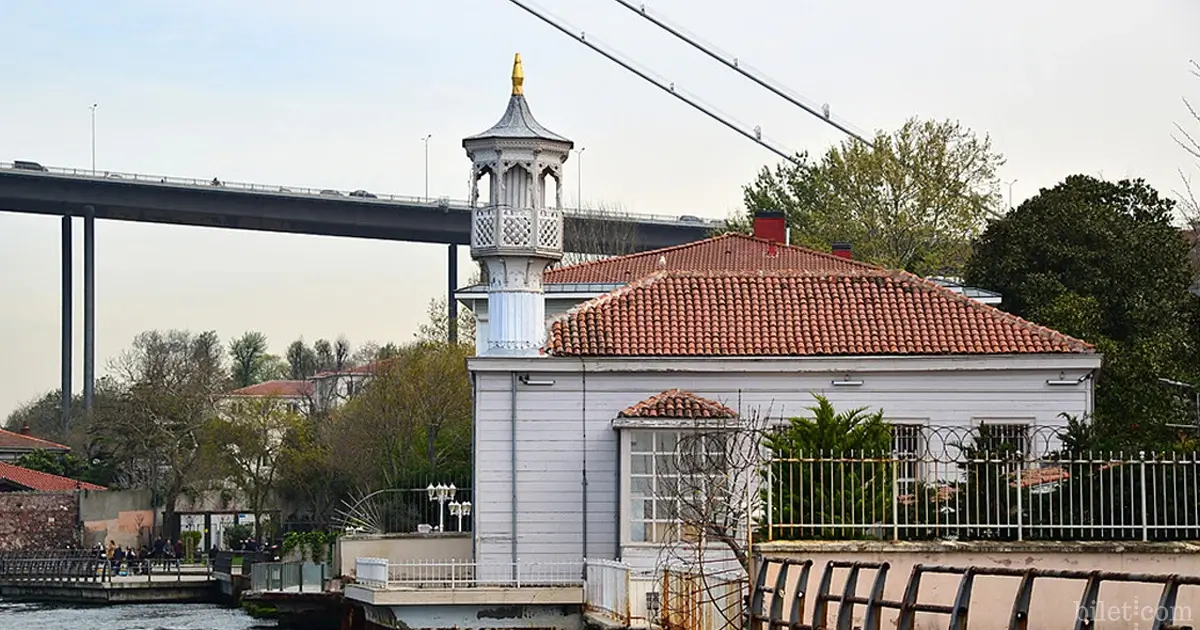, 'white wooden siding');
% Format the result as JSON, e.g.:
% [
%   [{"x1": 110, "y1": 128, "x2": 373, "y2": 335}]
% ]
[{"x1": 472, "y1": 362, "x2": 1094, "y2": 565}]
